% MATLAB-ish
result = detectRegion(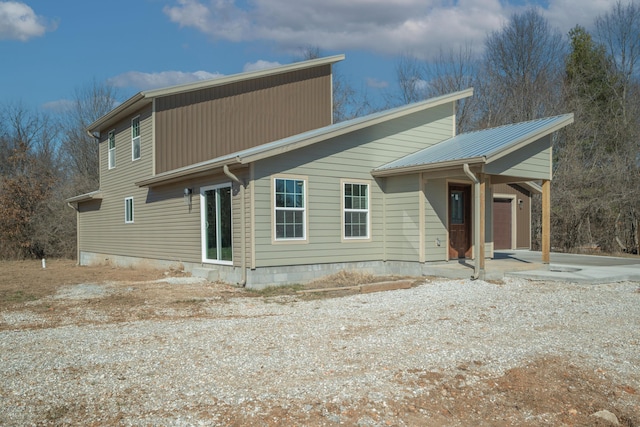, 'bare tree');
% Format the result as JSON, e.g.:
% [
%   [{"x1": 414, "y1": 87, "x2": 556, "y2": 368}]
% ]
[
  {"x1": 294, "y1": 47, "x2": 376, "y2": 122},
  {"x1": 423, "y1": 44, "x2": 480, "y2": 132},
  {"x1": 592, "y1": 2, "x2": 640, "y2": 253},
  {"x1": 480, "y1": 8, "x2": 566, "y2": 126},
  {"x1": 0, "y1": 104, "x2": 61, "y2": 259},
  {"x1": 595, "y1": 0, "x2": 640, "y2": 124},
  {"x1": 58, "y1": 80, "x2": 119, "y2": 192},
  {"x1": 394, "y1": 54, "x2": 427, "y2": 105}
]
